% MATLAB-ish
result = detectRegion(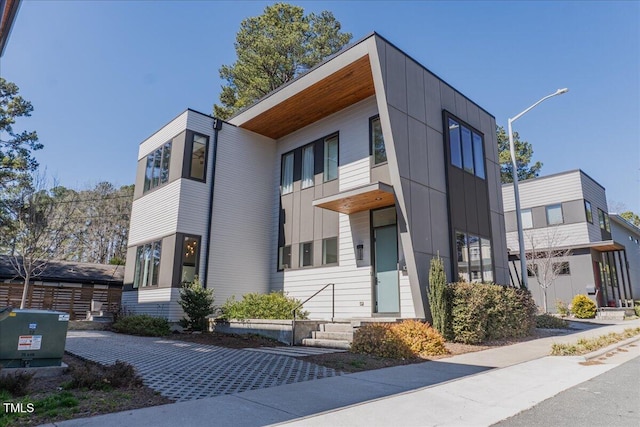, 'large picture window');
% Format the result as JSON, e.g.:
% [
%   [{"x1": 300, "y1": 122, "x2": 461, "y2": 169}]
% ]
[
  {"x1": 456, "y1": 231, "x2": 493, "y2": 283},
  {"x1": 180, "y1": 235, "x2": 200, "y2": 284},
  {"x1": 133, "y1": 240, "x2": 162, "y2": 288},
  {"x1": 324, "y1": 136, "x2": 338, "y2": 182},
  {"x1": 446, "y1": 114, "x2": 485, "y2": 179},
  {"x1": 371, "y1": 116, "x2": 387, "y2": 164},
  {"x1": 189, "y1": 134, "x2": 208, "y2": 181},
  {"x1": 143, "y1": 142, "x2": 171, "y2": 193}
]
